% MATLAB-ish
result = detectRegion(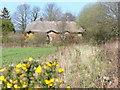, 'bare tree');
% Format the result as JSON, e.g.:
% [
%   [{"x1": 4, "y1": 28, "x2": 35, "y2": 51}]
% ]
[
  {"x1": 101, "y1": 2, "x2": 118, "y2": 21},
  {"x1": 31, "y1": 6, "x2": 40, "y2": 22},
  {"x1": 58, "y1": 12, "x2": 76, "y2": 33},
  {"x1": 43, "y1": 3, "x2": 62, "y2": 21},
  {"x1": 101, "y1": 2, "x2": 118, "y2": 36},
  {"x1": 57, "y1": 21, "x2": 67, "y2": 33},
  {"x1": 12, "y1": 4, "x2": 30, "y2": 33},
  {"x1": 61, "y1": 12, "x2": 76, "y2": 21}
]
